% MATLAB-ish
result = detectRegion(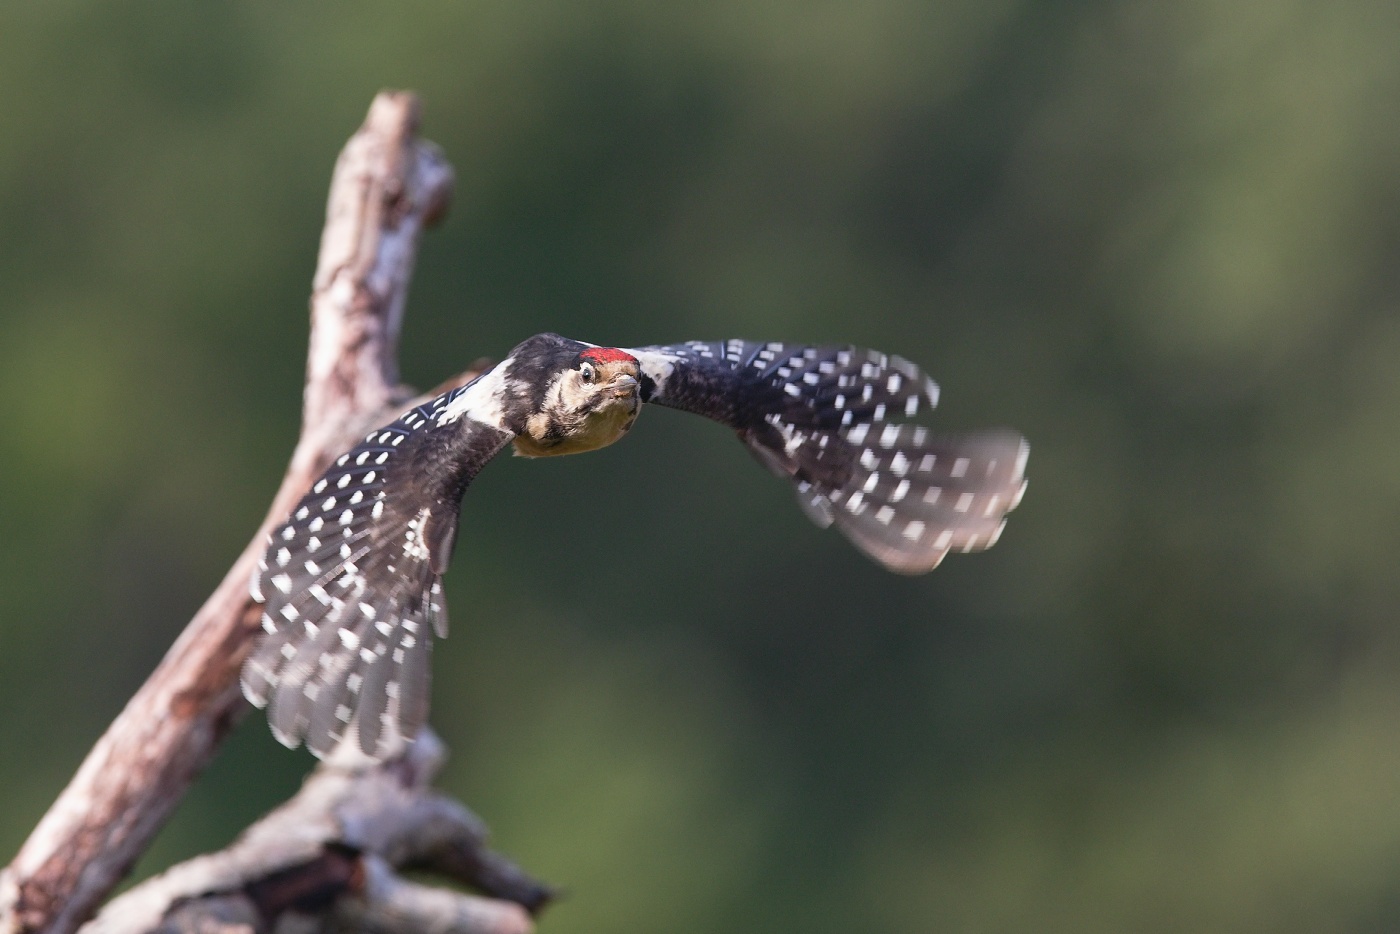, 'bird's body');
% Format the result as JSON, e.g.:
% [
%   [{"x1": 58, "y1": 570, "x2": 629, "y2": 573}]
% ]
[{"x1": 243, "y1": 333, "x2": 1028, "y2": 757}]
